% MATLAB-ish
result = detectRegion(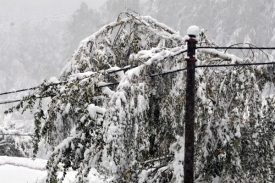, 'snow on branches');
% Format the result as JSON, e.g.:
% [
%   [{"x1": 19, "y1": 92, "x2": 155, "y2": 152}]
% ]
[{"x1": 6, "y1": 11, "x2": 275, "y2": 182}]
